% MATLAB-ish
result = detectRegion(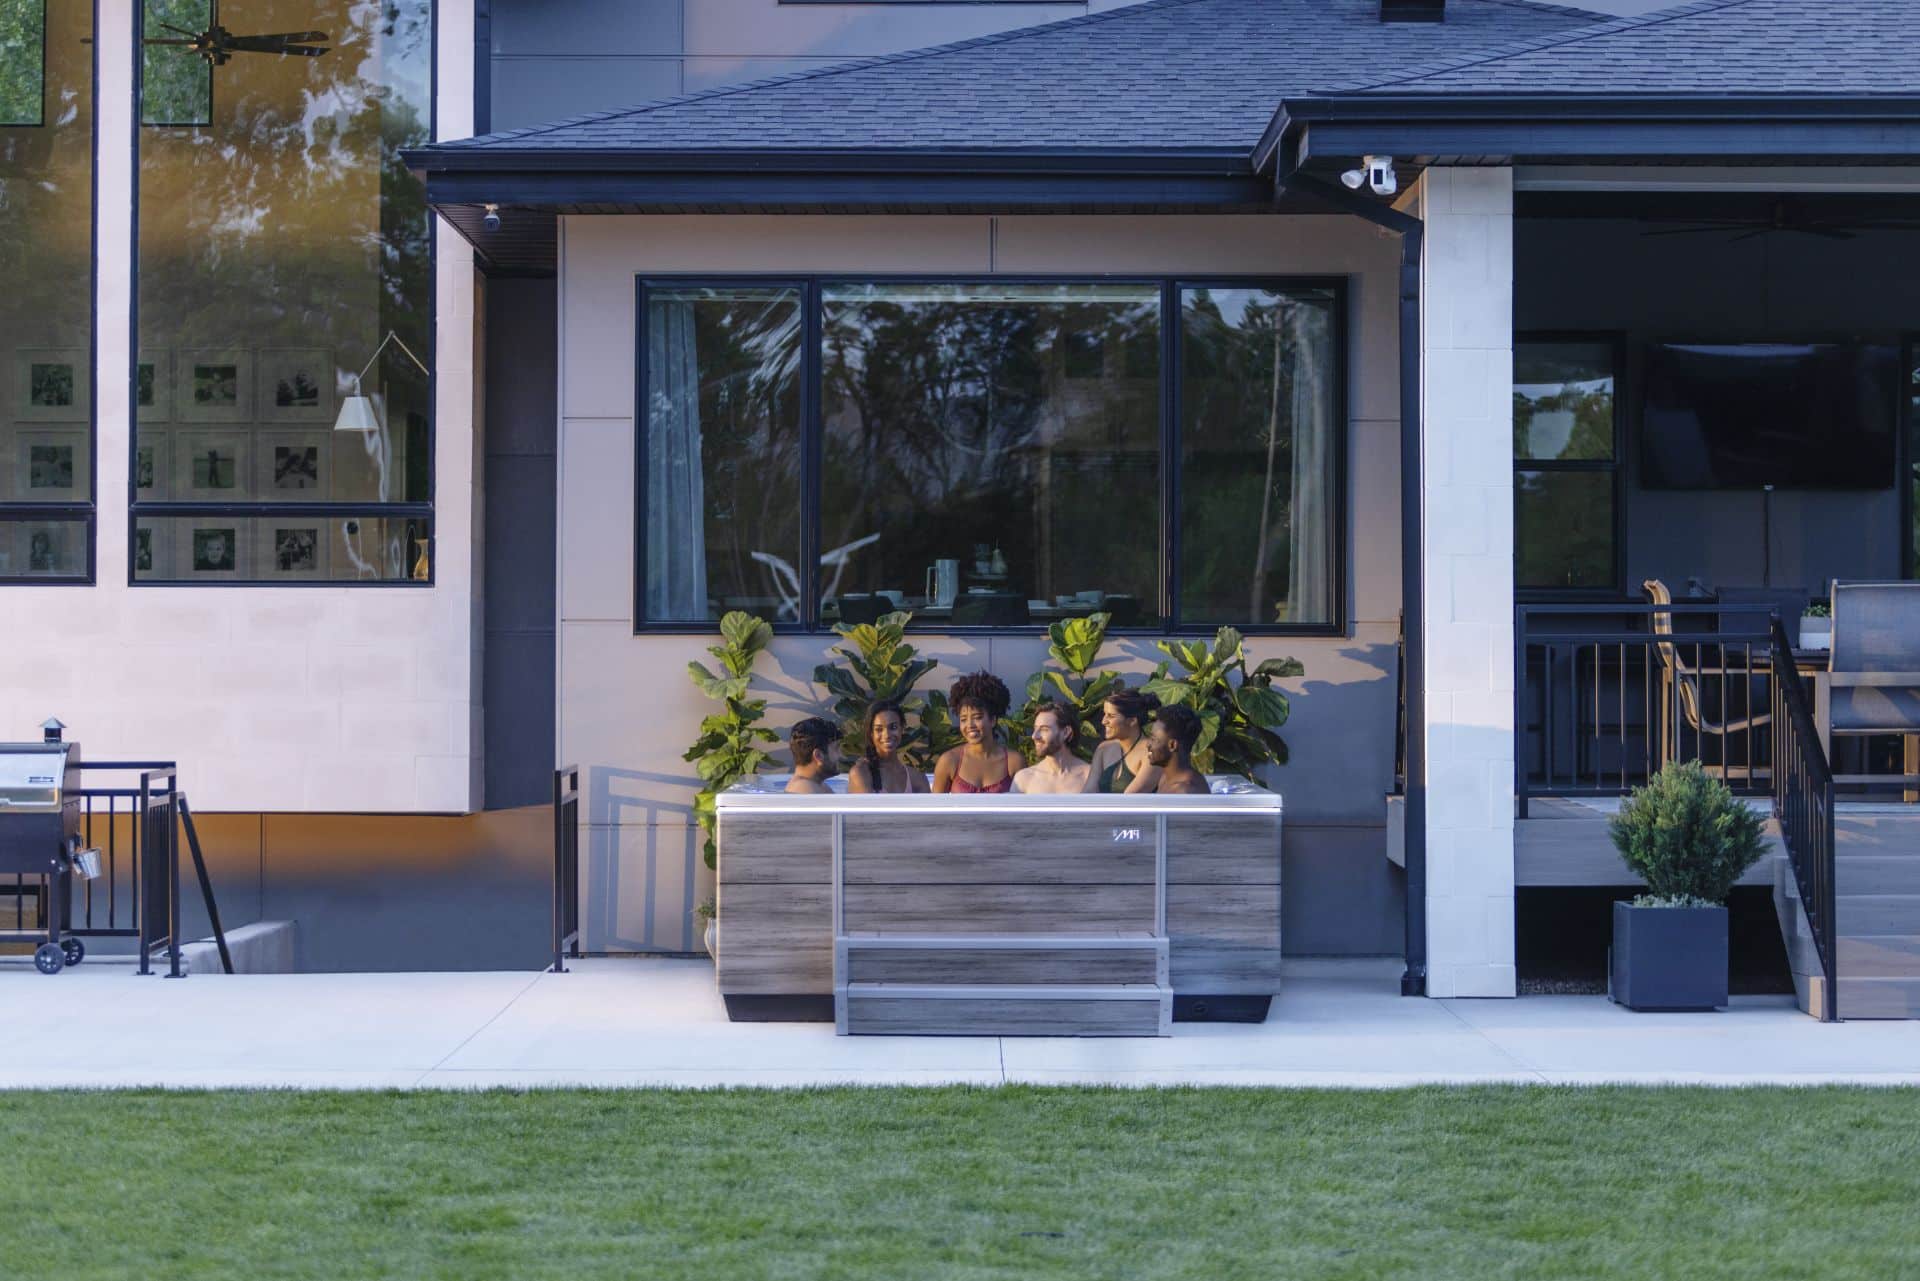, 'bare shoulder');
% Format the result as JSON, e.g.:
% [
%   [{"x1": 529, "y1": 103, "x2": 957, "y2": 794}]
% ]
[{"x1": 846, "y1": 758, "x2": 875, "y2": 793}]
